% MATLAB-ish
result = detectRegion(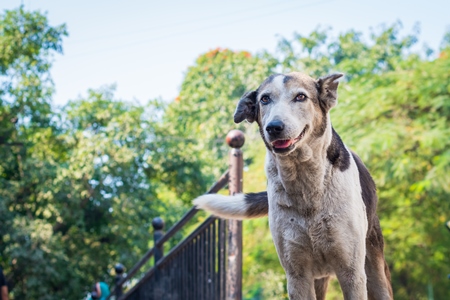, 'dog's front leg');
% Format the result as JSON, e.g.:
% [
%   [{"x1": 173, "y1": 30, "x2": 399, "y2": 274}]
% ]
[
  {"x1": 331, "y1": 238, "x2": 368, "y2": 300},
  {"x1": 270, "y1": 214, "x2": 317, "y2": 300},
  {"x1": 285, "y1": 272, "x2": 316, "y2": 300},
  {"x1": 273, "y1": 239, "x2": 317, "y2": 300},
  {"x1": 320, "y1": 213, "x2": 368, "y2": 300},
  {"x1": 335, "y1": 267, "x2": 367, "y2": 300}
]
